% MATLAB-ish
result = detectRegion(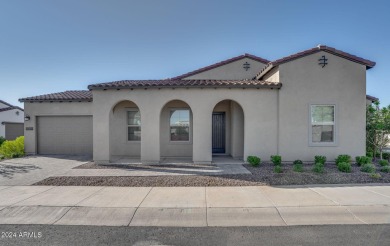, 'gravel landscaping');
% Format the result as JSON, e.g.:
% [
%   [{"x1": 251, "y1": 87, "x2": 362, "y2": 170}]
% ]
[{"x1": 33, "y1": 161, "x2": 390, "y2": 187}]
